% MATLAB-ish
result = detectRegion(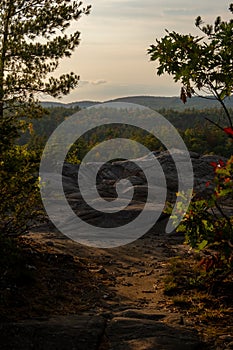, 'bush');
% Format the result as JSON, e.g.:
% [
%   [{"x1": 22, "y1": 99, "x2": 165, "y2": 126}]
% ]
[
  {"x1": 0, "y1": 144, "x2": 42, "y2": 237},
  {"x1": 171, "y1": 156, "x2": 233, "y2": 282}
]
